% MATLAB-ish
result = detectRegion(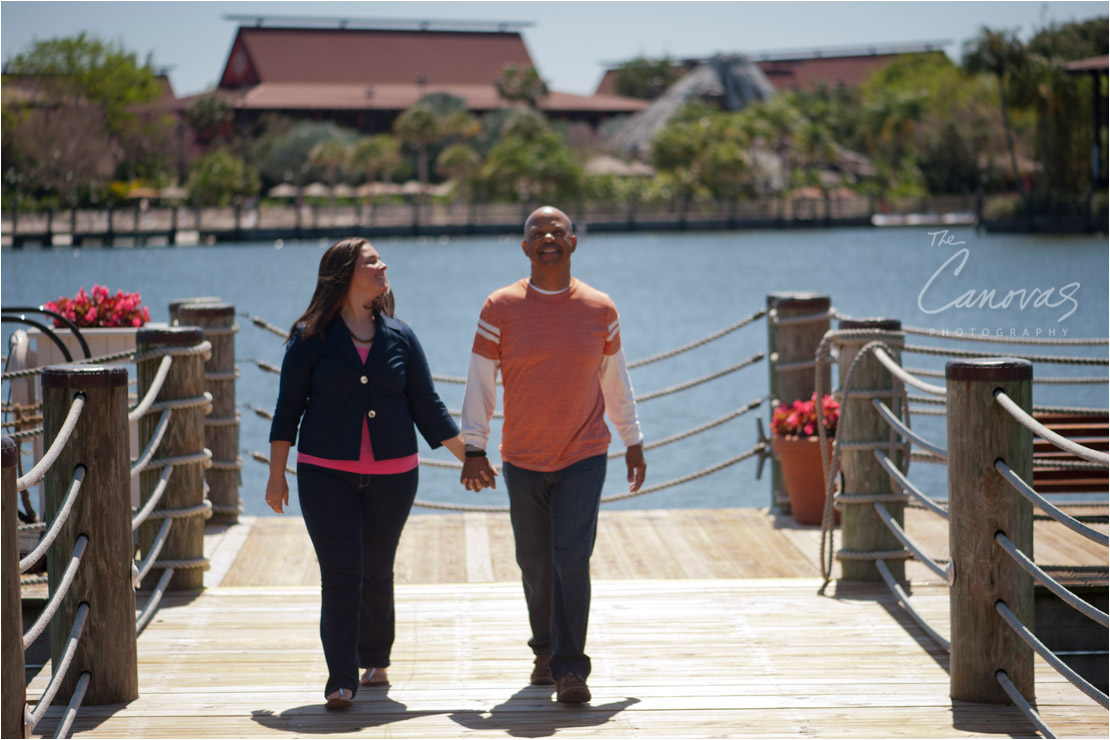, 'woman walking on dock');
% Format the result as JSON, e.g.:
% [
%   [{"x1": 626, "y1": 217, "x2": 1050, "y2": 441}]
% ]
[{"x1": 264, "y1": 237, "x2": 474, "y2": 709}]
